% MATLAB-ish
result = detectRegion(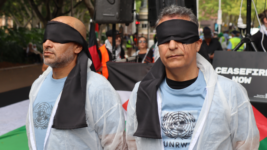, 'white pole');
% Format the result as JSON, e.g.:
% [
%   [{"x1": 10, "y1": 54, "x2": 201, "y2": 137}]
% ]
[
  {"x1": 132, "y1": 1, "x2": 137, "y2": 34},
  {"x1": 218, "y1": 0, "x2": 222, "y2": 33},
  {"x1": 197, "y1": 0, "x2": 199, "y2": 19}
]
